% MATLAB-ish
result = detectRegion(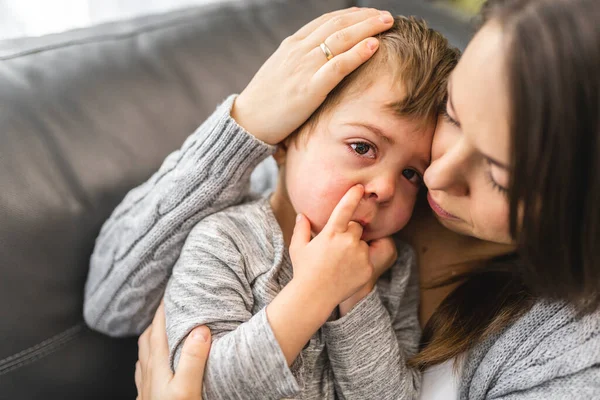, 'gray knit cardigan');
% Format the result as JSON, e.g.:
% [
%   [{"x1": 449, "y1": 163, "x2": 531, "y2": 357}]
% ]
[{"x1": 84, "y1": 96, "x2": 600, "y2": 400}]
